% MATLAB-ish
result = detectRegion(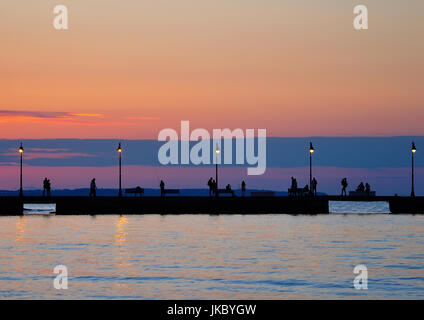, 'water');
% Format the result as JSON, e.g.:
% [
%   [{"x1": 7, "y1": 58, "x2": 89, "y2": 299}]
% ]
[
  {"x1": 23, "y1": 203, "x2": 56, "y2": 215},
  {"x1": 330, "y1": 201, "x2": 390, "y2": 214},
  {"x1": 0, "y1": 203, "x2": 423, "y2": 299}
]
